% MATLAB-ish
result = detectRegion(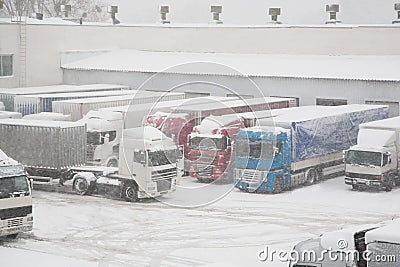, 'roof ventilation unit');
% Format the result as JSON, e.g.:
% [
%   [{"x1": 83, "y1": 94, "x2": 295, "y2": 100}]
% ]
[
  {"x1": 160, "y1": 5, "x2": 170, "y2": 24},
  {"x1": 325, "y1": 4, "x2": 341, "y2": 24},
  {"x1": 61, "y1": 4, "x2": 72, "y2": 18},
  {"x1": 393, "y1": 3, "x2": 400, "y2": 24},
  {"x1": 210, "y1": 5, "x2": 223, "y2": 24},
  {"x1": 268, "y1": 8, "x2": 282, "y2": 24},
  {"x1": 108, "y1": 5, "x2": 120, "y2": 25}
]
